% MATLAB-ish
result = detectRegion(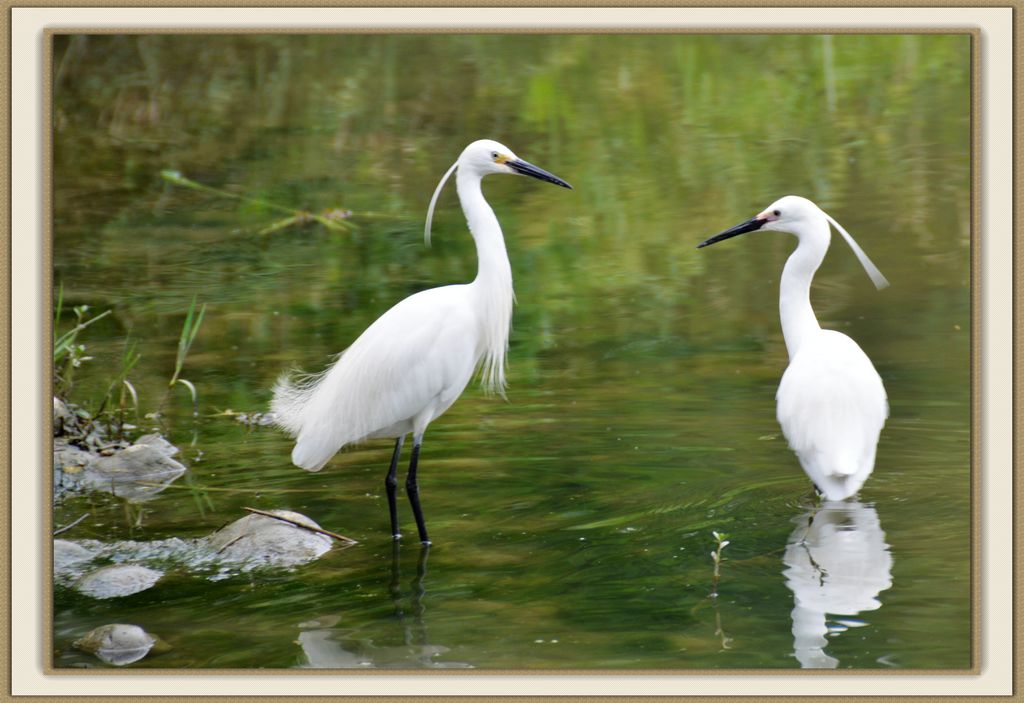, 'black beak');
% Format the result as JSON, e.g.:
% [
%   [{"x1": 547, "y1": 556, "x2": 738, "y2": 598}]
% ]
[
  {"x1": 508, "y1": 158, "x2": 573, "y2": 189},
  {"x1": 697, "y1": 216, "x2": 767, "y2": 249}
]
